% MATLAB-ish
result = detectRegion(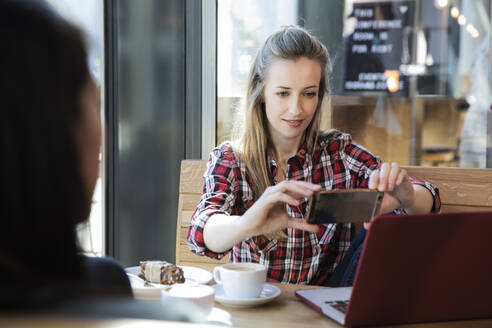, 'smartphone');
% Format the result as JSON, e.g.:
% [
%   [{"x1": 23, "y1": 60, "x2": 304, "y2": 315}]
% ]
[{"x1": 306, "y1": 189, "x2": 383, "y2": 224}]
